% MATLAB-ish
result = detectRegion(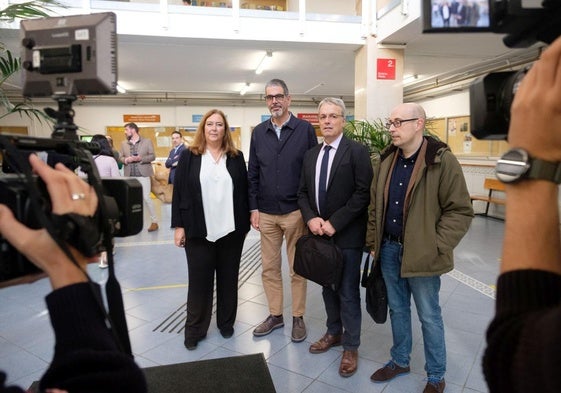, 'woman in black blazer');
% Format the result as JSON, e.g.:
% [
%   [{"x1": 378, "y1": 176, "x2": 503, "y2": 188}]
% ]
[{"x1": 171, "y1": 109, "x2": 250, "y2": 350}]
